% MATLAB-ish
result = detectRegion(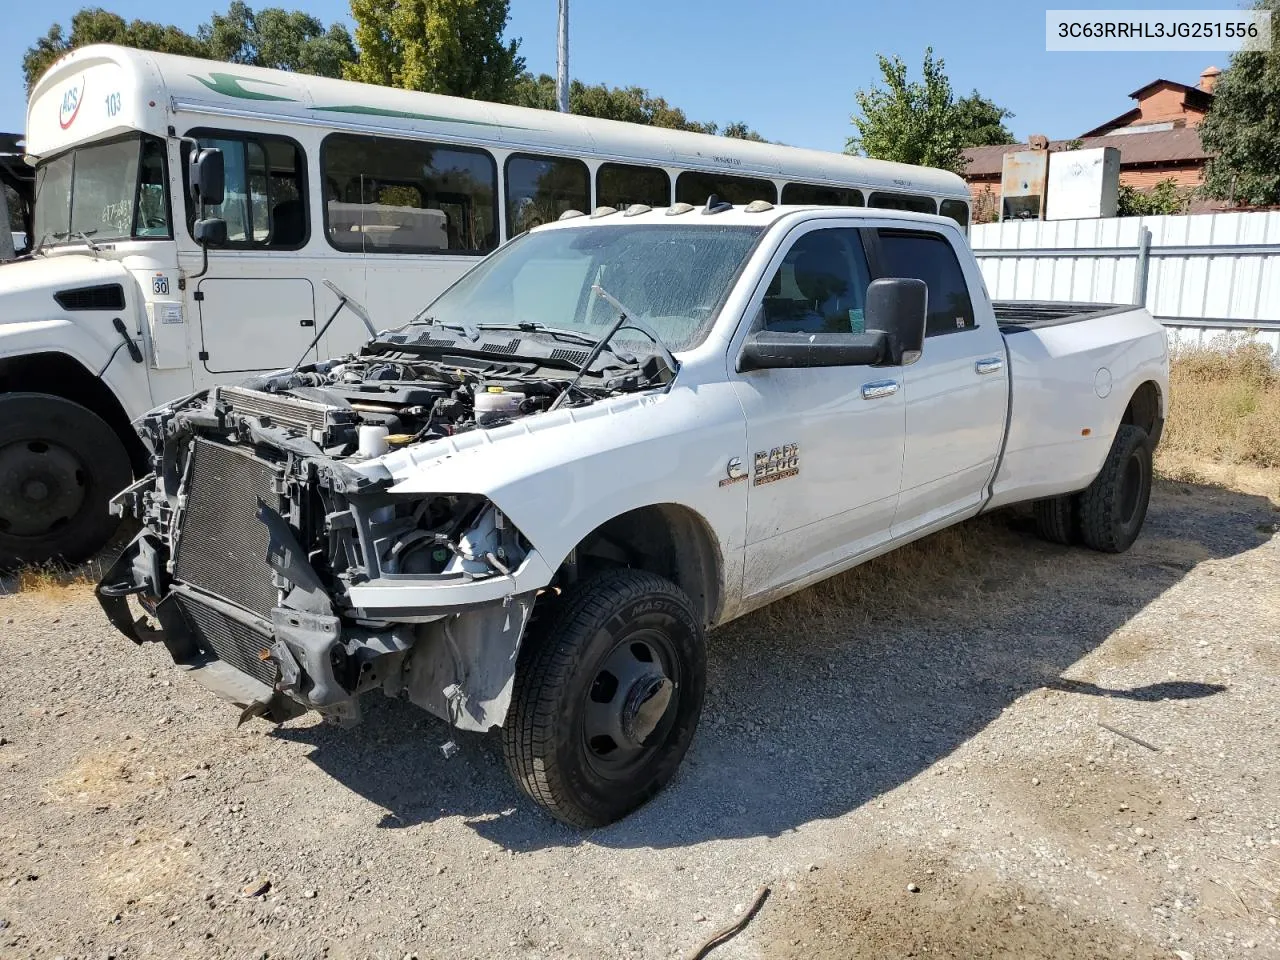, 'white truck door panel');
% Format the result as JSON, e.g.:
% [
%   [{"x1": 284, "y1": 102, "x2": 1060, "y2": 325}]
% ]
[
  {"x1": 870, "y1": 227, "x2": 1009, "y2": 534},
  {"x1": 896, "y1": 328, "x2": 1007, "y2": 529},
  {"x1": 195, "y1": 275, "x2": 317, "y2": 375},
  {"x1": 732, "y1": 225, "x2": 904, "y2": 599},
  {"x1": 736, "y1": 371, "x2": 904, "y2": 596}
]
